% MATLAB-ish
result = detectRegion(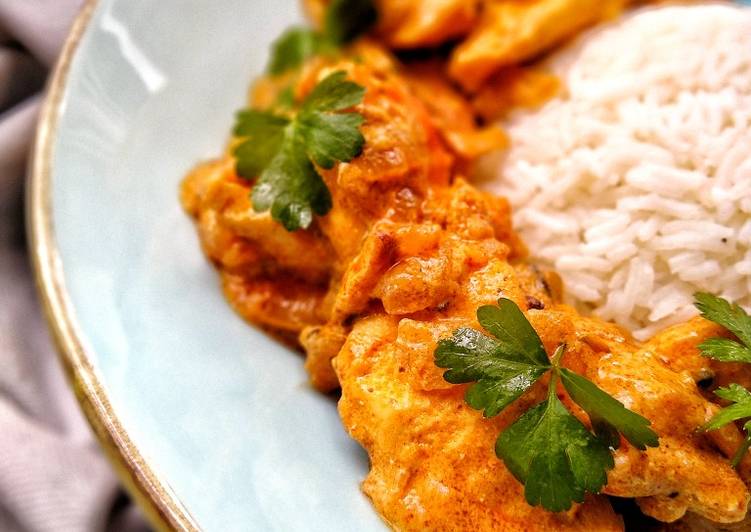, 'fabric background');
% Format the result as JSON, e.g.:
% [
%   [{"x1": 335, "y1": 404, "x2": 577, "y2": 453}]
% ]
[{"x1": 0, "y1": 1, "x2": 149, "y2": 531}]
